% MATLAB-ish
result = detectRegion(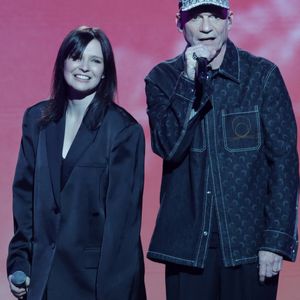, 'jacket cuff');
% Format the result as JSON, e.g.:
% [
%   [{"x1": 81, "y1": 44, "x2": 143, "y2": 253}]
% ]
[
  {"x1": 261, "y1": 229, "x2": 298, "y2": 261},
  {"x1": 174, "y1": 72, "x2": 195, "y2": 102},
  {"x1": 7, "y1": 259, "x2": 31, "y2": 278}
]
